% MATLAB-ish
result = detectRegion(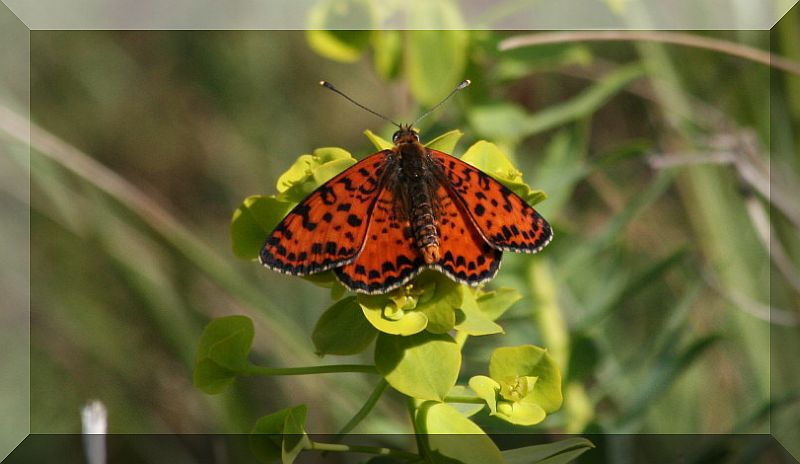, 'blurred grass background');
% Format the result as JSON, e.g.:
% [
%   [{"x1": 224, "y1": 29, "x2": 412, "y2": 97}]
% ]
[{"x1": 0, "y1": 4, "x2": 798, "y2": 462}]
